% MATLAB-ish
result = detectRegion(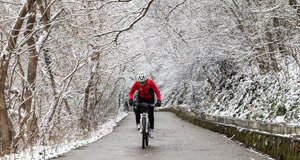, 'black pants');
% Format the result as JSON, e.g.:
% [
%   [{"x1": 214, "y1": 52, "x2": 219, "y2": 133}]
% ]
[{"x1": 135, "y1": 105, "x2": 154, "y2": 129}]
